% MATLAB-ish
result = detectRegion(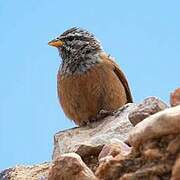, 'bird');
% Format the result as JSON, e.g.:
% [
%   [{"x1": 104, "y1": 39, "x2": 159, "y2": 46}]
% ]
[{"x1": 48, "y1": 27, "x2": 133, "y2": 126}]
